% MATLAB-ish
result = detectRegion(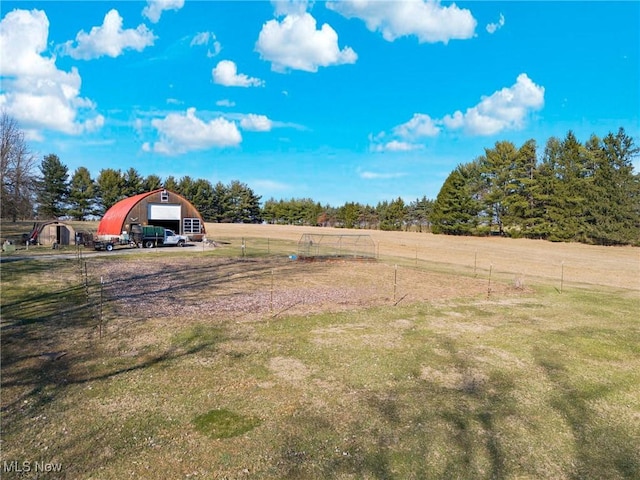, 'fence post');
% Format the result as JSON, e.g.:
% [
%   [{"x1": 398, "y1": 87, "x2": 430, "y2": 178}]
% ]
[{"x1": 393, "y1": 264, "x2": 398, "y2": 302}]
